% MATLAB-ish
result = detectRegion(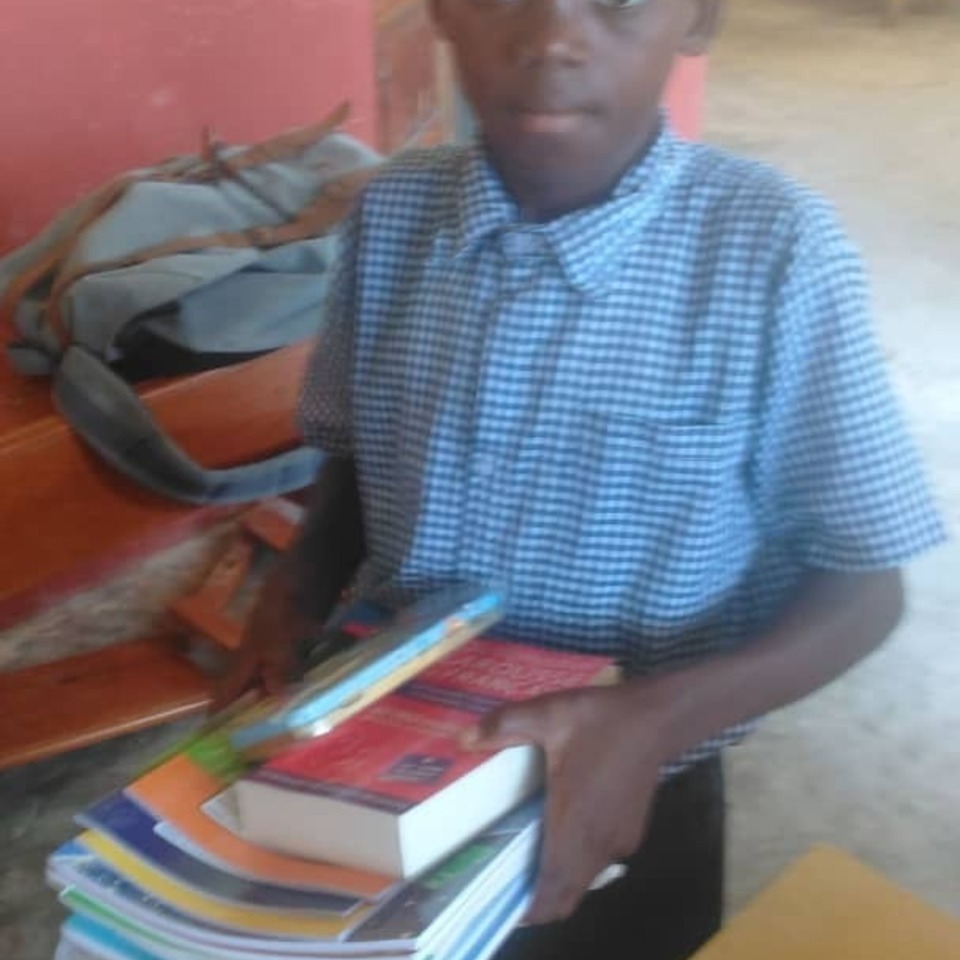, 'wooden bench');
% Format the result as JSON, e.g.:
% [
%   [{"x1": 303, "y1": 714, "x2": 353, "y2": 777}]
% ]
[
  {"x1": 0, "y1": 345, "x2": 313, "y2": 769},
  {"x1": 0, "y1": 636, "x2": 211, "y2": 771},
  {"x1": 0, "y1": 496, "x2": 305, "y2": 771},
  {"x1": 0, "y1": 341, "x2": 312, "y2": 628}
]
